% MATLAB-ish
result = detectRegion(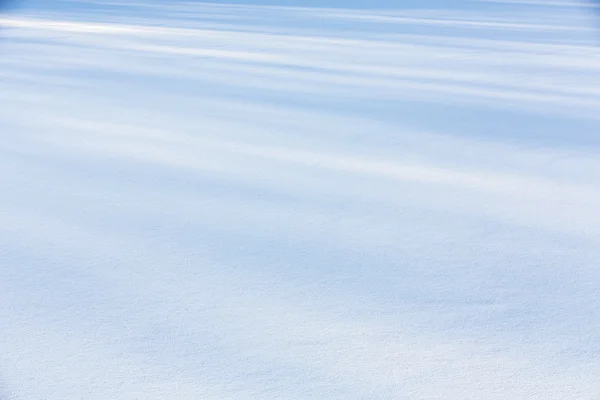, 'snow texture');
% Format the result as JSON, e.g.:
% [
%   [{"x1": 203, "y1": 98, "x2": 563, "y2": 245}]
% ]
[{"x1": 1, "y1": 0, "x2": 600, "y2": 398}]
